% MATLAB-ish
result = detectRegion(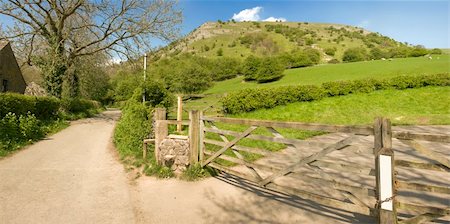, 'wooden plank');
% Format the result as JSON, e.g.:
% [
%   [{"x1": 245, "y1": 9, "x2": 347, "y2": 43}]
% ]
[
  {"x1": 396, "y1": 181, "x2": 450, "y2": 194},
  {"x1": 204, "y1": 151, "x2": 277, "y2": 173},
  {"x1": 395, "y1": 160, "x2": 449, "y2": 172},
  {"x1": 164, "y1": 120, "x2": 190, "y2": 126},
  {"x1": 259, "y1": 136, "x2": 355, "y2": 186},
  {"x1": 189, "y1": 110, "x2": 200, "y2": 164},
  {"x1": 311, "y1": 159, "x2": 375, "y2": 176},
  {"x1": 202, "y1": 126, "x2": 257, "y2": 166},
  {"x1": 199, "y1": 111, "x2": 205, "y2": 162},
  {"x1": 204, "y1": 127, "x2": 329, "y2": 148},
  {"x1": 208, "y1": 162, "x2": 373, "y2": 216},
  {"x1": 203, "y1": 138, "x2": 272, "y2": 156},
  {"x1": 393, "y1": 131, "x2": 450, "y2": 143},
  {"x1": 399, "y1": 139, "x2": 450, "y2": 169},
  {"x1": 202, "y1": 116, "x2": 374, "y2": 135},
  {"x1": 209, "y1": 124, "x2": 263, "y2": 181},
  {"x1": 154, "y1": 108, "x2": 167, "y2": 165},
  {"x1": 398, "y1": 213, "x2": 446, "y2": 224},
  {"x1": 142, "y1": 139, "x2": 155, "y2": 159},
  {"x1": 177, "y1": 95, "x2": 182, "y2": 132},
  {"x1": 396, "y1": 201, "x2": 450, "y2": 216}
]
